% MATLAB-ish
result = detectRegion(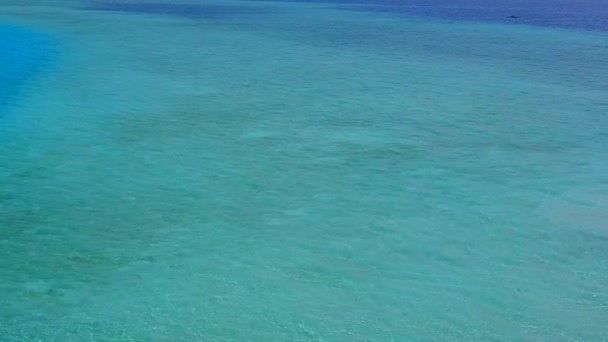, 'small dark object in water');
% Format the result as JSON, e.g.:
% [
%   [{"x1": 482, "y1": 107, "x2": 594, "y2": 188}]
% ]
[{"x1": 507, "y1": 15, "x2": 521, "y2": 19}]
